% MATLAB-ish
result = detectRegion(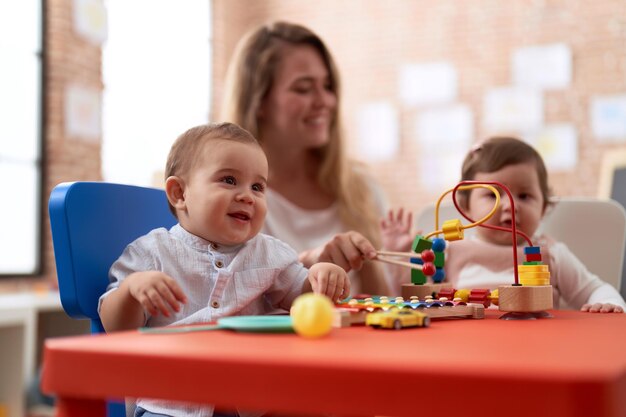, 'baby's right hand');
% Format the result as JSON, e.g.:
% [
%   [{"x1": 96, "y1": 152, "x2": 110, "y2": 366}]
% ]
[
  {"x1": 580, "y1": 302, "x2": 624, "y2": 313},
  {"x1": 380, "y1": 208, "x2": 416, "y2": 252},
  {"x1": 124, "y1": 271, "x2": 187, "y2": 317},
  {"x1": 307, "y1": 262, "x2": 350, "y2": 302}
]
